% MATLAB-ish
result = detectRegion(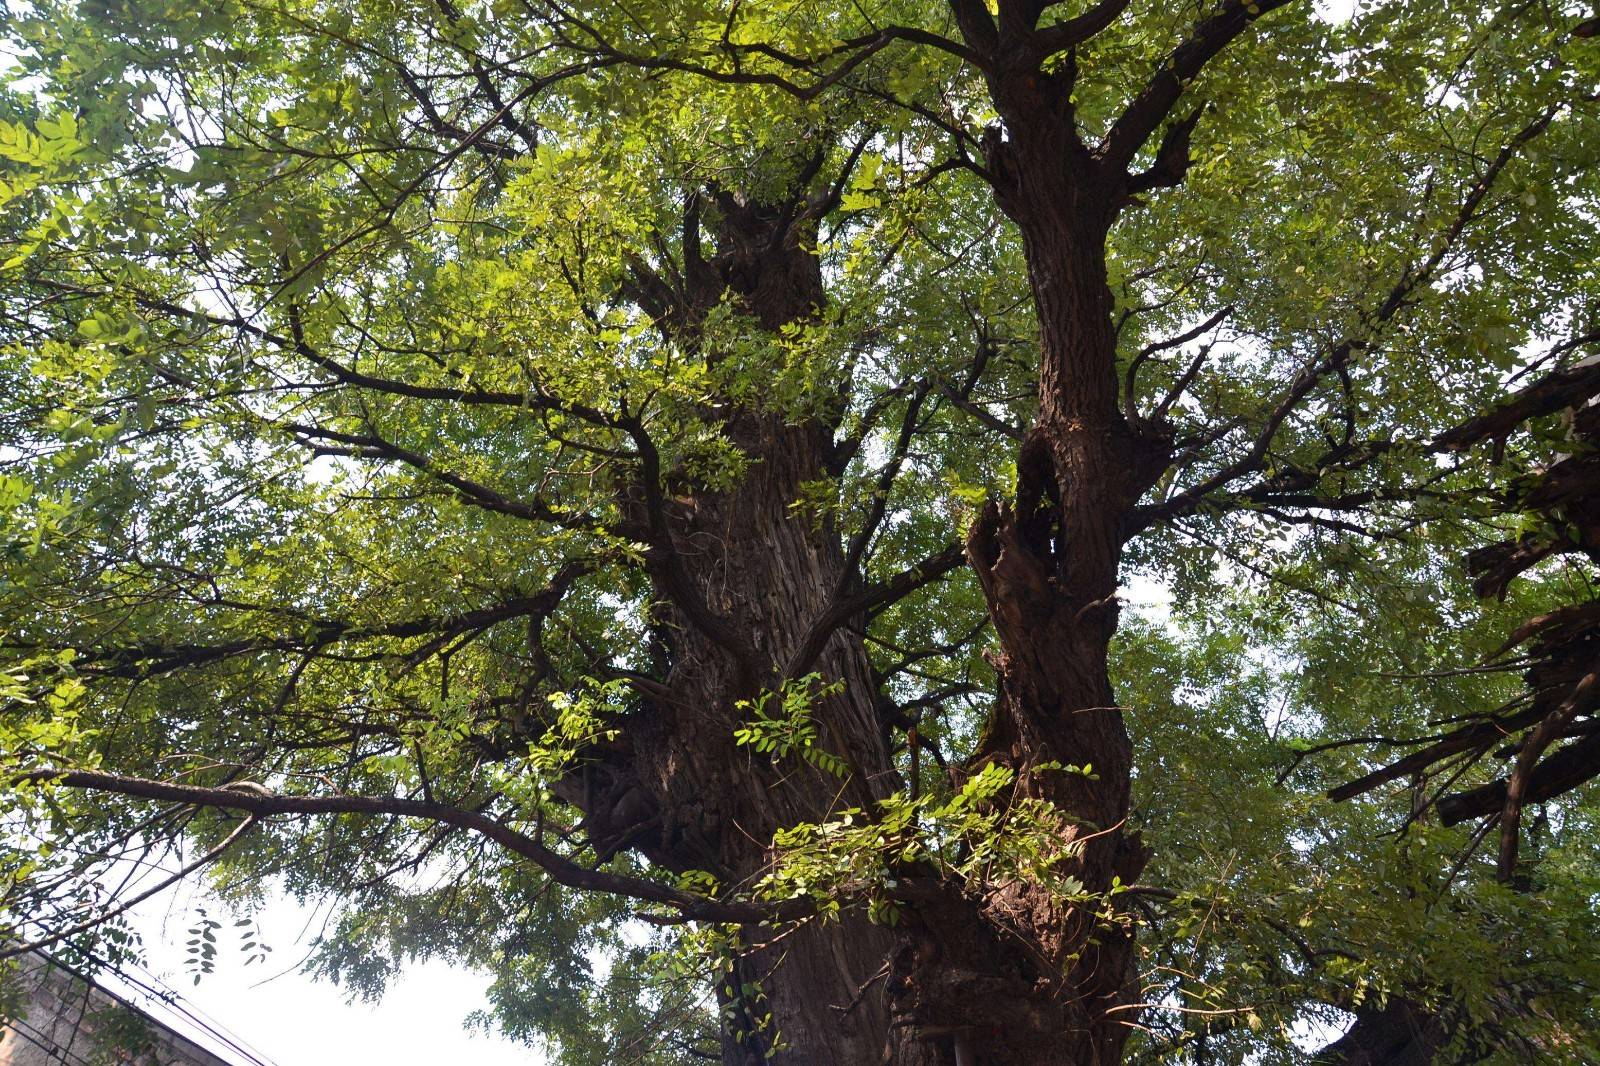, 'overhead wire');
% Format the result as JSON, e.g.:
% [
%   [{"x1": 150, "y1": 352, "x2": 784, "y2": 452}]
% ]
[
  {"x1": 1, "y1": 977, "x2": 113, "y2": 1066},
  {"x1": 102, "y1": 954, "x2": 285, "y2": 1066},
  {"x1": 1, "y1": 1016, "x2": 98, "y2": 1066},
  {"x1": 20, "y1": 945, "x2": 283, "y2": 1066}
]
